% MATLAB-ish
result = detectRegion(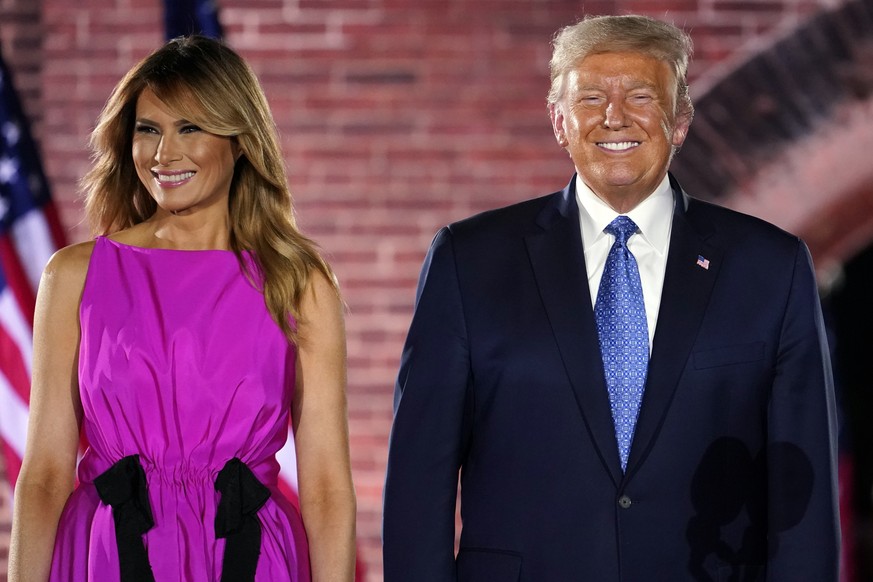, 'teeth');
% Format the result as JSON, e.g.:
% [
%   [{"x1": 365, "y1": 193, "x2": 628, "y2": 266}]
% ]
[
  {"x1": 598, "y1": 142, "x2": 639, "y2": 151},
  {"x1": 156, "y1": 171, "x2": 195, "y2": 183}
]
